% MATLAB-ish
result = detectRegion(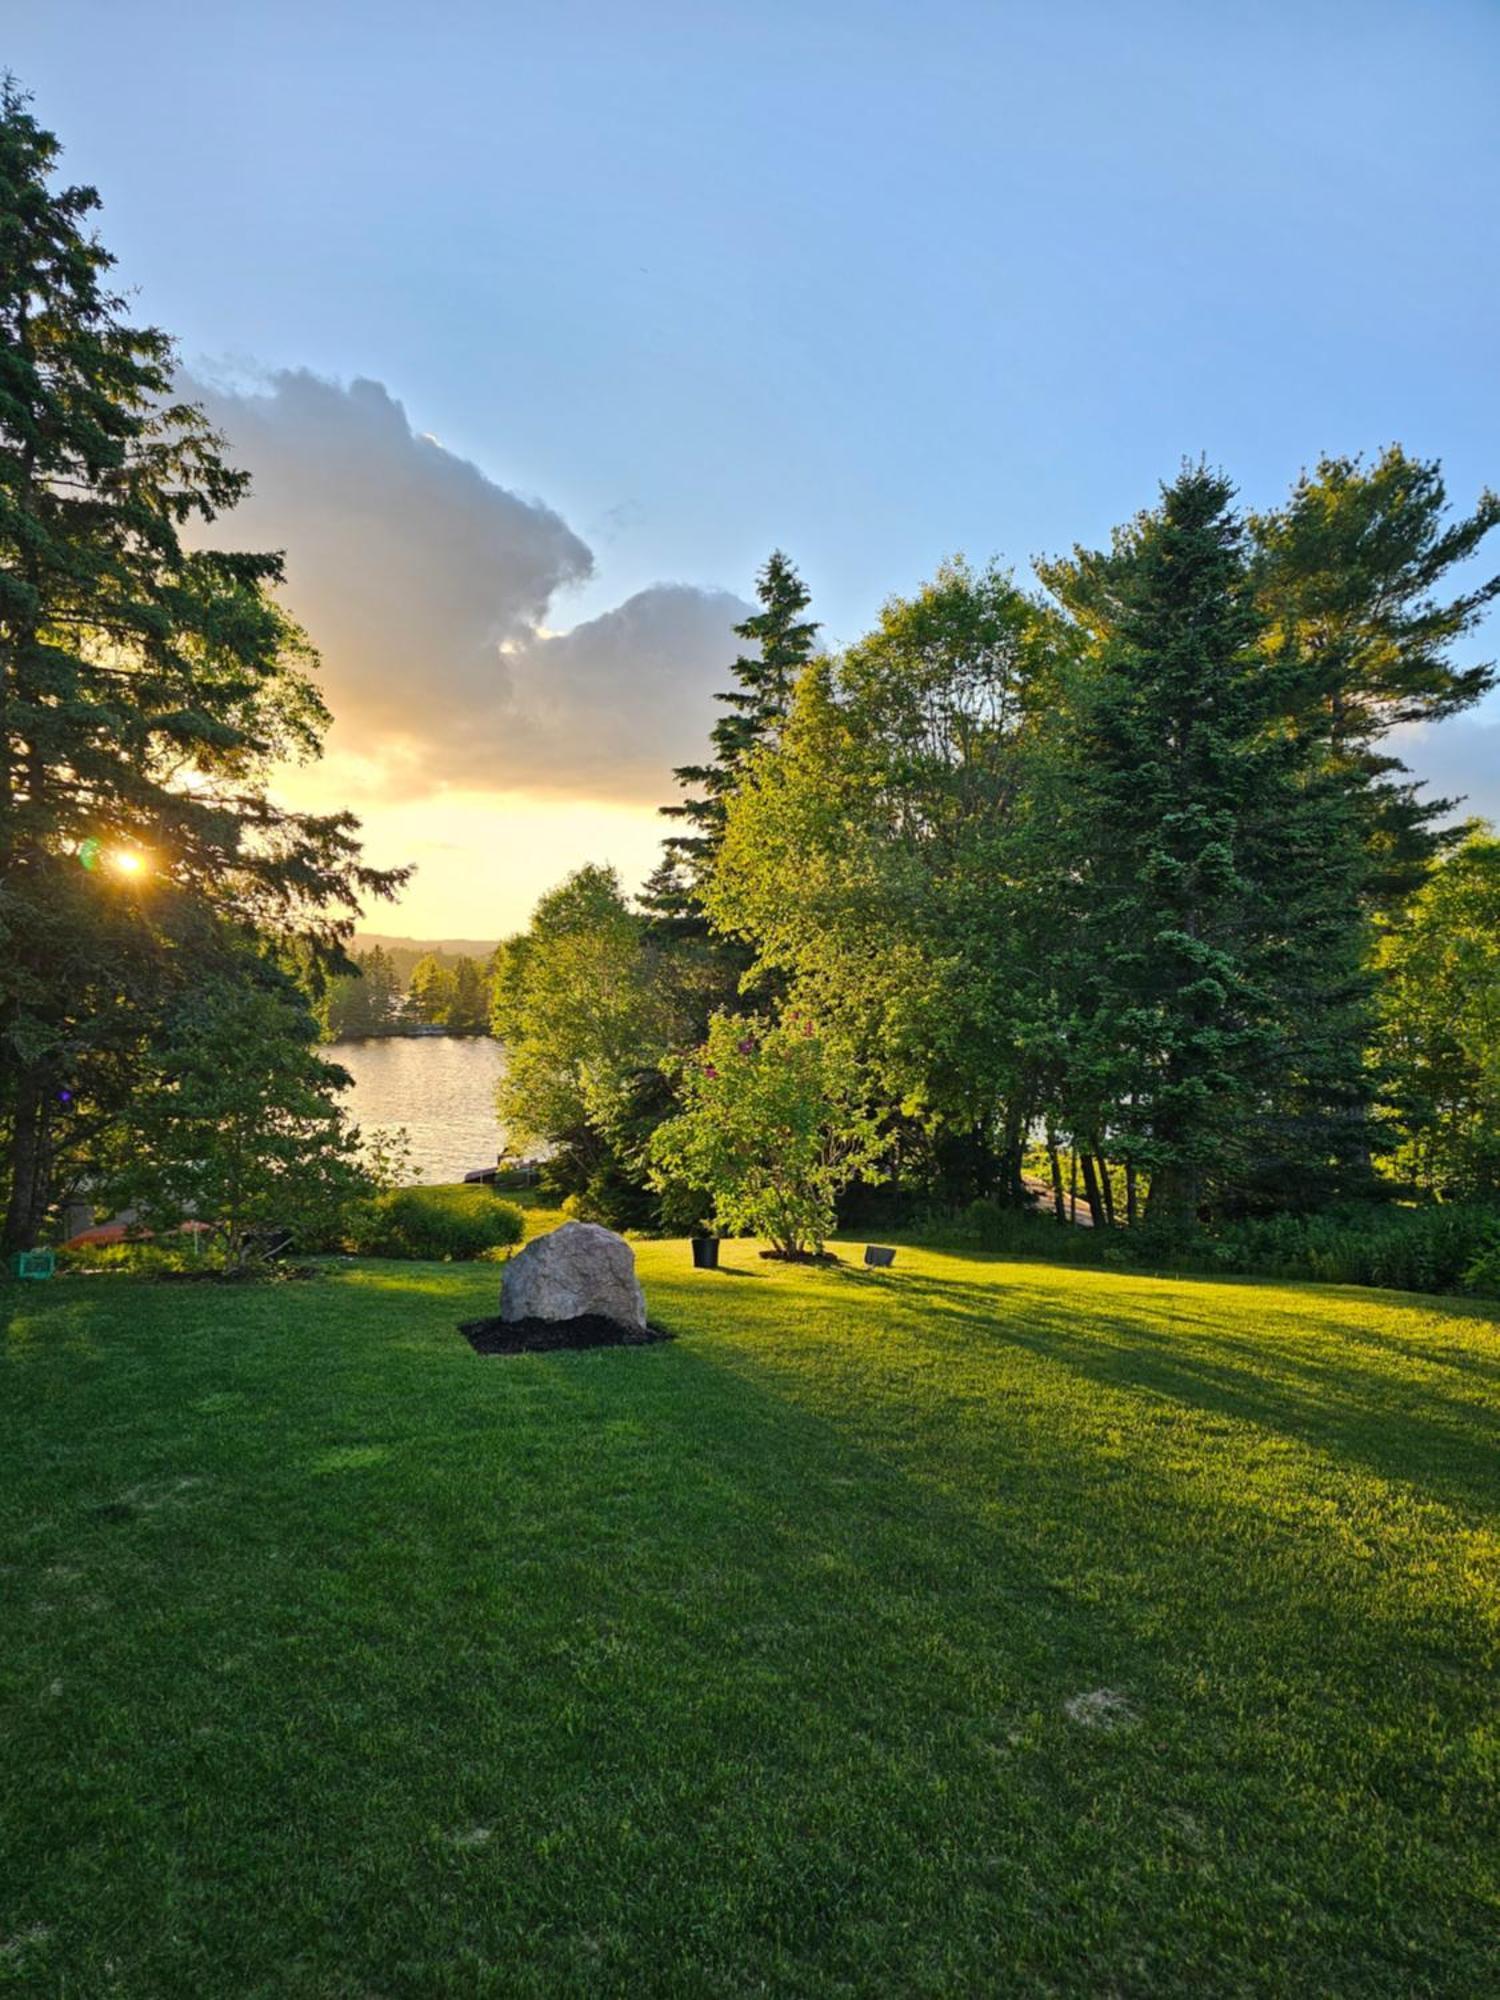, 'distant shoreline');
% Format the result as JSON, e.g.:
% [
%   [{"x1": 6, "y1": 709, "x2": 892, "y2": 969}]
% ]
[{"x1": 323, "y1": 1029, "x2": 495, "y2": 1045}]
